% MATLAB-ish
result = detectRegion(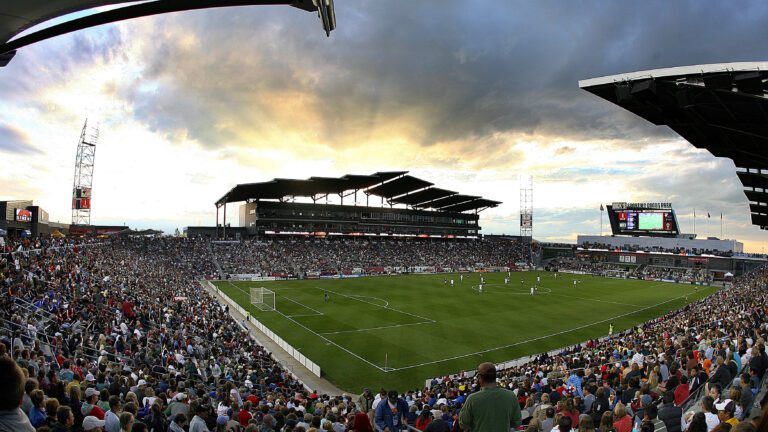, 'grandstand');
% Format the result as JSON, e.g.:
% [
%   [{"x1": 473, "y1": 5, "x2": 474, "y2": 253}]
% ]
[
  {"x1": 200, "y1": 171, "x2": 501, "y2": 240},
  {"x1": 2, "y1": 235, "x2": 767, "y2": 432}
]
